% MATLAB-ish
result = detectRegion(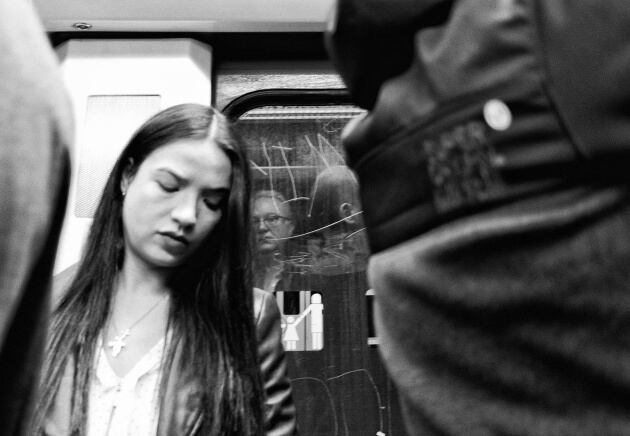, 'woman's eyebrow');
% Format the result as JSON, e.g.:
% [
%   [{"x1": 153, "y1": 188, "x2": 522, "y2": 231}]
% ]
[
  {"x1": 155, "y1": 168, "x2": 184, "y2": 181},
  {"x1": 156, "y1": 168, "x2": 230, "y2": 194}
]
